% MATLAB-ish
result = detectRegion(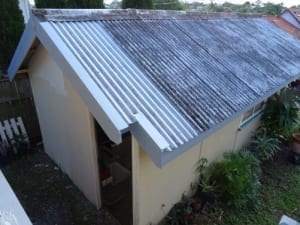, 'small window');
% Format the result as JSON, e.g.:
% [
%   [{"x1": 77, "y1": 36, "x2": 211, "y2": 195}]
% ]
[
  {"x1": 241, "y1": 109, "x2": 253, "y2": 122},
  {"x1": 240, "y1": 101, "x2": 265, "y2": 127},
  {"x1": 253, "y1": 102, "x2": 265, "y2": 113}
]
